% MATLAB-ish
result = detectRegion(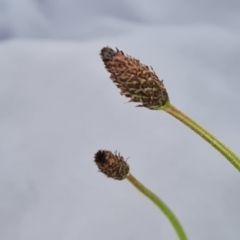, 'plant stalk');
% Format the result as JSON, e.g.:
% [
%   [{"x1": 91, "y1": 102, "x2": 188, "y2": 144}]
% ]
[
  {"x1": 126, "y1": 173, "x2": 188, "y2": 240},
  {"x1": 163, "y1": 103, "x2": 240, "y2": 172}
]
